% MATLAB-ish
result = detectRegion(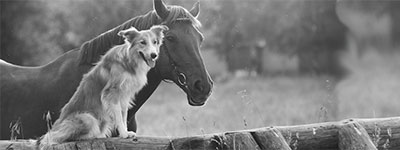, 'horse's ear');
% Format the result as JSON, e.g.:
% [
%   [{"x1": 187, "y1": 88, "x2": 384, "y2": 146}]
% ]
[
  {"x1": 150, "y1": 25, "x2": 169, "y2": 39},
  {"x1": 154, "y1": 0, "x2": 169, "y2": 20},
  {"x1": 189, "y1": 1, "x2": 200, "y2": 18},
  {"x1": 118, "y1": 27, "x2": 140, "y2": 43}
]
